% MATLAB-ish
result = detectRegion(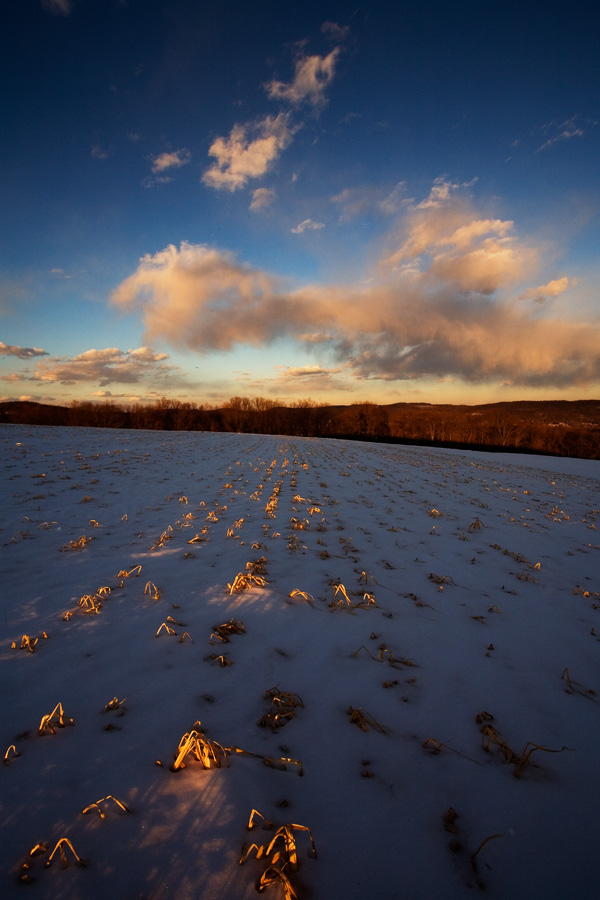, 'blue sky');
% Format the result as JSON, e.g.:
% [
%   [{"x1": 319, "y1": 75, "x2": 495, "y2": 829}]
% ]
[{"x1": 1, "y1": 0, "x2": 599, "y2": 407}]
